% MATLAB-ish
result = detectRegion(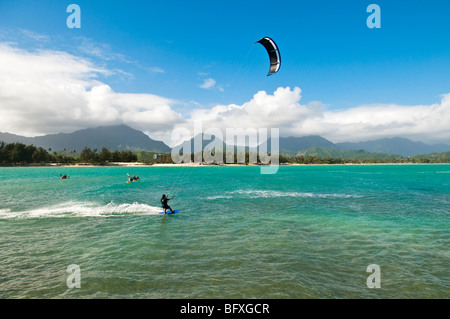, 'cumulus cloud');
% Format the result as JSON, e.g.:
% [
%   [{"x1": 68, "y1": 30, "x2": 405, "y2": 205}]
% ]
[
  {"x1": 189, "y1": 87, "x2": 312, "y2": 128},
  {"x1": 318, "y1": 97, "x2": 450, "y2": 143},
  {"x1": 0, "y1": 43, "x2": 183, "y2": 137},
  {"x1": 169, "y1": 86, "x2": 450, "y2": 146}
]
